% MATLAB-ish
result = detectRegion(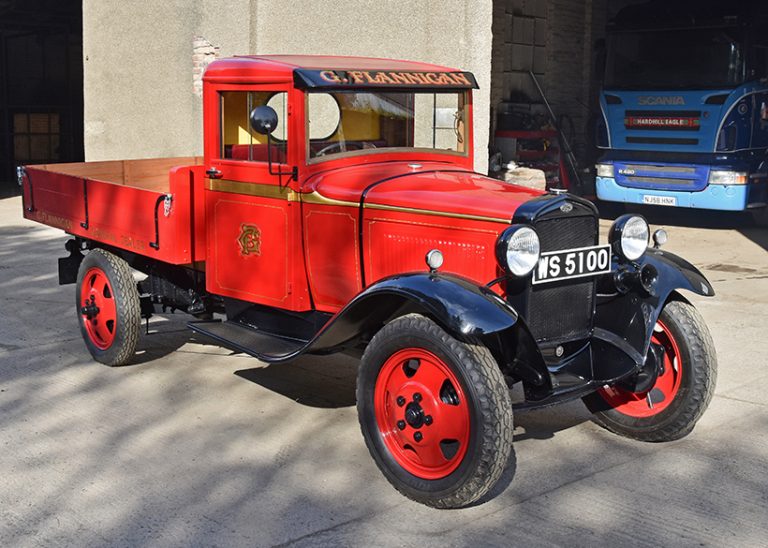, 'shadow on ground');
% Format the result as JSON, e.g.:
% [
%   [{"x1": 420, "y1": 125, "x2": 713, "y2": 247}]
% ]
[
  {"x1": 596, "y1": 200, "x2": 768, "y2": 252},
  {"x1": 2, "y1": 197, "x2": 767, "y2": 546}
]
